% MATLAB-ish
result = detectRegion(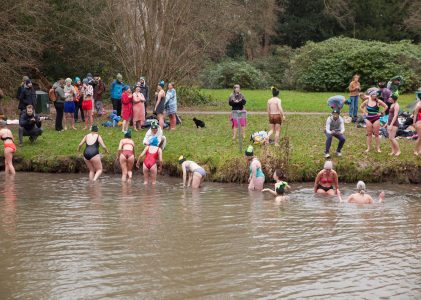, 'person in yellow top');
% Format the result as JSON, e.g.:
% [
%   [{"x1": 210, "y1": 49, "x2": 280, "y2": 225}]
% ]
[{"x1": 348, "y1": 74, "x2": 361, "y2": 122}]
